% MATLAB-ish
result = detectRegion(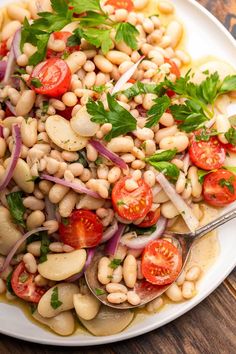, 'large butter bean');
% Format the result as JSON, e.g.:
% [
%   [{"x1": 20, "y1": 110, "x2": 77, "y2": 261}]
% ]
[
  {"x1": 166, "y1": 21, "x2": 183, "y2": 48},
  {"x1": 15, "y1": 91, "x2": 36, "y2": 117},
  {"x1": 123, "y1": 255, "x2": 137, "y2": 288},
  {"x1": 0, "y1": 206, "x2": 24, "y2": 256},
  {"x1": 4, "y1": 158, "x2": 34, "y2": 193},
  {"x1": 106, "y1": 51, "x2": 130, "y2": 65},
  {"x1": 46, "y1": 115, "x2": 87, "y2": 151},
  {"x1": 70, "y1": 106, "x2": 99, "y2": 137},
  {"x1": 20, "y1": 118, "x2": 38, "y2": 147},
  {"x1": 38, "y1": 283, "x2": 79, "y2": 318},
  {"x1": 79, "y1": 305, "x2": 134, "y2": 336},
  {"x1": 65, "y1": 52, "x2": 86, "y2": 74},
  {"x1": 33, "y1": 310, "x2": 75, "y2": 336},
  {"x1": 38, "y1": 249, "x2": 86, "y2": 280},
  {"x1": 107, "y1": 137, "x2": 134, "y2": 153},
  {"x1": 73, "y1": 293, "x2": 101, "y2": 320}
]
